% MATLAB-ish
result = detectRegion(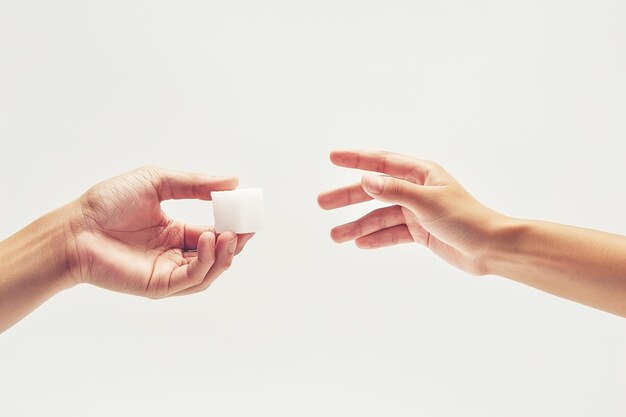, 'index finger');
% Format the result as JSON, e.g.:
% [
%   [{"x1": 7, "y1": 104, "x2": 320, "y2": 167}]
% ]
[
  {"x1": 141, "y1": 166, "x2": 239, "y2": 201},
  {"x1": 330, "y1": 150, "x2": 432, "y2": 184}
]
